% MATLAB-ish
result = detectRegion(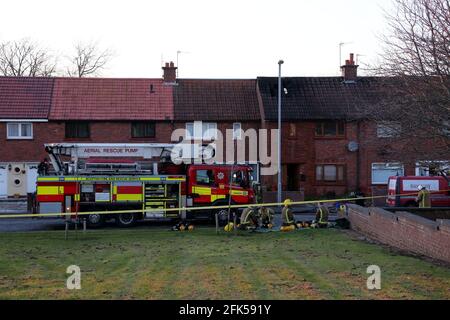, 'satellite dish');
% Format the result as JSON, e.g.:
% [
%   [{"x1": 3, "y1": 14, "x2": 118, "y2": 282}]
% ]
[{"x1": 348, "y1": 141, "x2": 359, "y2": 152}]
